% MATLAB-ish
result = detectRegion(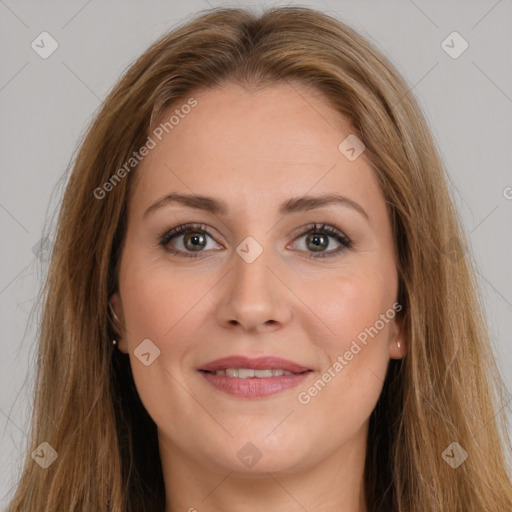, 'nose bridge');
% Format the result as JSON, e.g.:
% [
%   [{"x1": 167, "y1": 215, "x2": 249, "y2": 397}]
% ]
[
  {"x1": 215, "y1": 234, "x2": 291, "y2": 330},
  {"x1": 234, "y1": 238, "x2": 272, "y2": 298}
]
